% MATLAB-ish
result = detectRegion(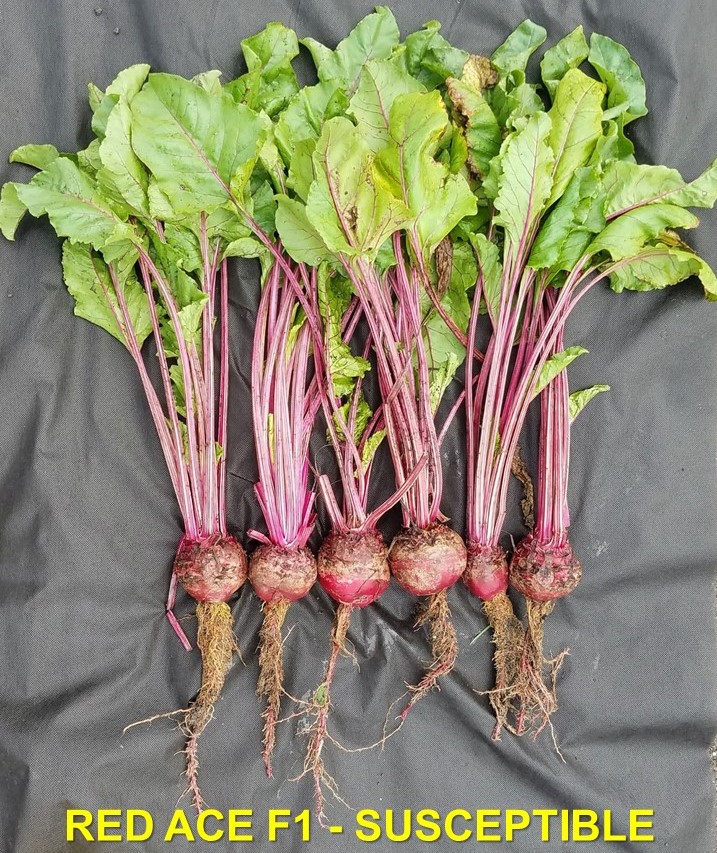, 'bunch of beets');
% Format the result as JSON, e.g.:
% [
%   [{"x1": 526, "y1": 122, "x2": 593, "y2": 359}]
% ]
[{"x1": 2, "y1": 7, "x2": 715, "y2": 820}]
